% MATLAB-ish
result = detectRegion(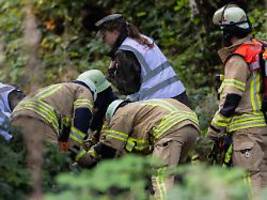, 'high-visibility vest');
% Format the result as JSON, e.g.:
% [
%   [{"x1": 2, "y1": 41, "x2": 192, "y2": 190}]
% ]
[{"x1": 119, "y1": 36, "x2": 185, "y2": 101}]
